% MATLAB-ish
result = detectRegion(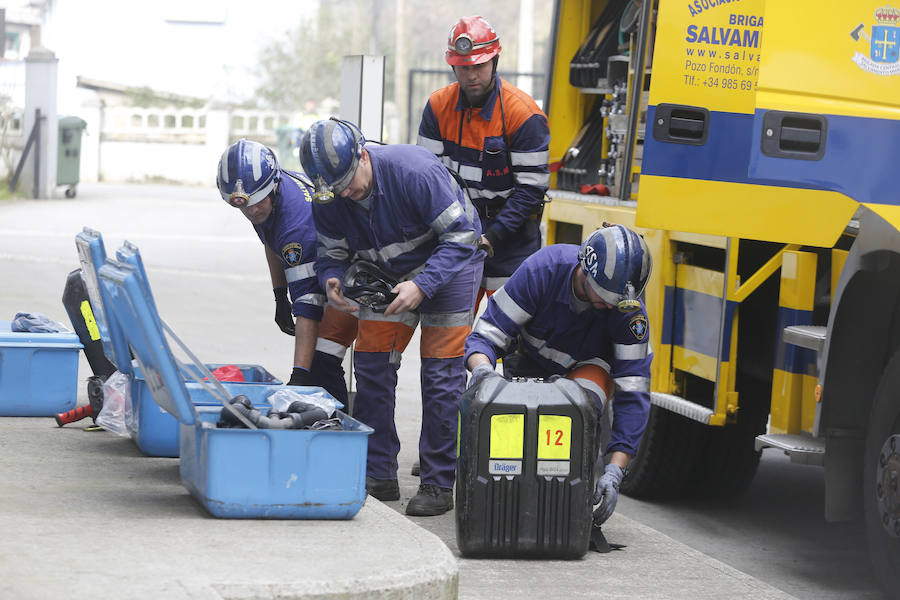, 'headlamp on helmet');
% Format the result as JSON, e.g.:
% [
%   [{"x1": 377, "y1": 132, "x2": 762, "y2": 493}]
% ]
[{"x1": 578, "y1": 224, "x2": 652, "y2": 313}]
